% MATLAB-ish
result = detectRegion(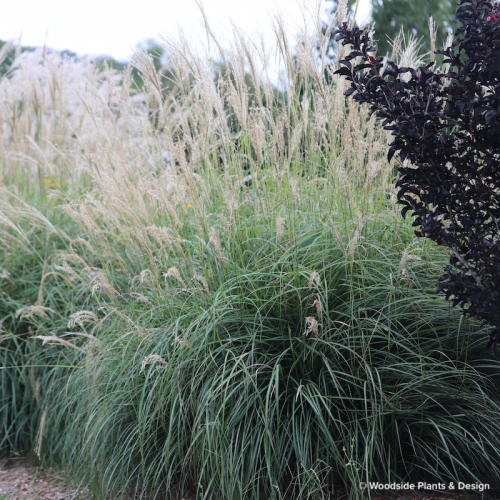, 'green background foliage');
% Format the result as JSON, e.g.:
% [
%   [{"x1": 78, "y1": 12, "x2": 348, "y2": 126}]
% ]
[{"x1": 326, "y1": 0, "x2": 459, "y2": 58}]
